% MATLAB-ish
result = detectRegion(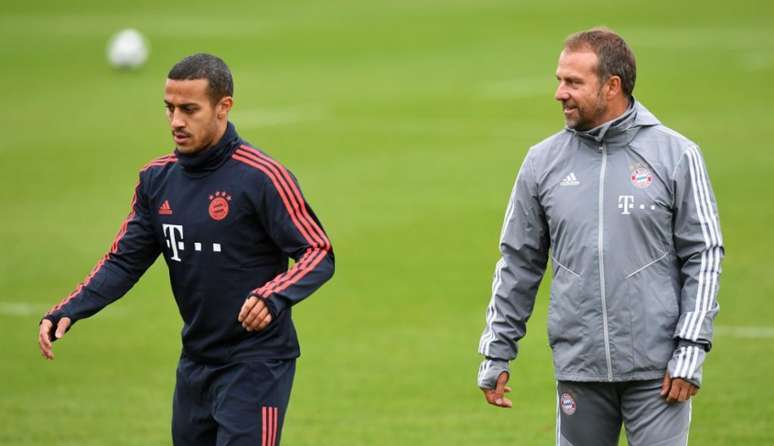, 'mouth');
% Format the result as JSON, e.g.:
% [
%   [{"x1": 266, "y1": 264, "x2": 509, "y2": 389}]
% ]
[
  {"x1": 562, "y1": 104, "x2": 578, "y2": 116},
  {"x1": 173, "y1": 131, "x2": 191, "y2": 145}
]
